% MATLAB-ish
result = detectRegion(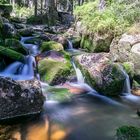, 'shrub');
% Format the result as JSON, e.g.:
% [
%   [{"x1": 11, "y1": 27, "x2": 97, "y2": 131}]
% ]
[{"x1": 74, "y1": 0, "x2": 140, "y2": 36}]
